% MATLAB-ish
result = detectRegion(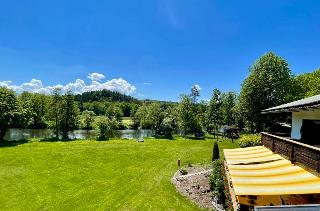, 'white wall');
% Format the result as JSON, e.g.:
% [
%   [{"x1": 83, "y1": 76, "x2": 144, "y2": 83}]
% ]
[{"x1": 291, "y1": 109, "x2": 320, "y2": 140}]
